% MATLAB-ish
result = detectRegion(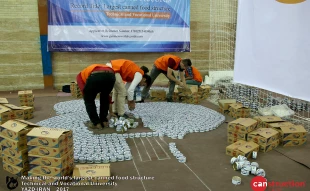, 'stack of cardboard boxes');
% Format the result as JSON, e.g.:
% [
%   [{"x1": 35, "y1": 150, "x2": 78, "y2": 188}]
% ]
[
  {"x1": 227, "y1": 118, "x2": 258, "y2": 144},
  {"x1": 177, "y1": 85, "x2": 201, "y2": 104},
  {"x1": 18, "y1": 90, "x2": 35, "y2": 107},
  {"x1": 218, "y1": 99, "x2": 236, "y2": 114},
  {"x1": 70, "y1": 82, "x2": 83, "y2": 98},
  {"x1": 228, "y1": 103, "x2": 251, "y2": 119},
  {"x1": 0, "y1": 98, "x2": 11, "y2": 124},
  {"x1": 2, "y1": 104, "x2": 24, "y2": 121},
  {"x1": 198, "y1": 85, "x2": 211, "y2": 99},
  {"x1": 150, "y1": 89, "x2": 166, "y2": 101},
  {"x1": 0, "y1": 120, "x2": 39, "y2": 176},
  {"x1": 27, "y1": 127, "x2": 74, "y2": 183}
]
